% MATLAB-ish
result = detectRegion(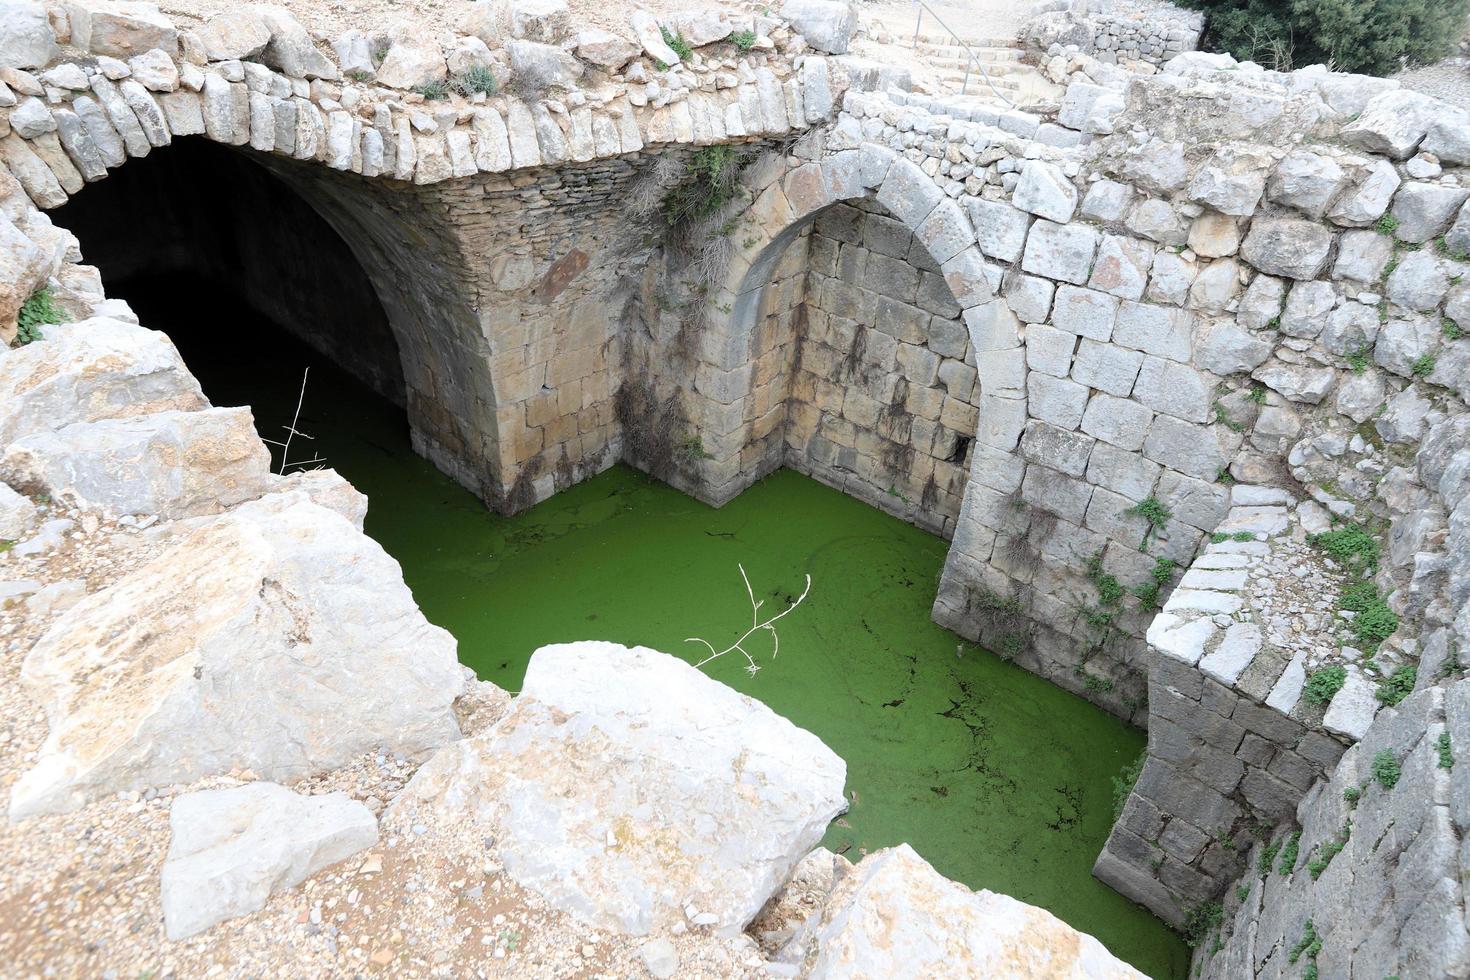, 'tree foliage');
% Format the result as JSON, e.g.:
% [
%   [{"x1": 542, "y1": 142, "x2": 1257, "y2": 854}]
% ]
[{"x1": 1180, "y1": 0, "x2": 1470, "y2": 76}]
